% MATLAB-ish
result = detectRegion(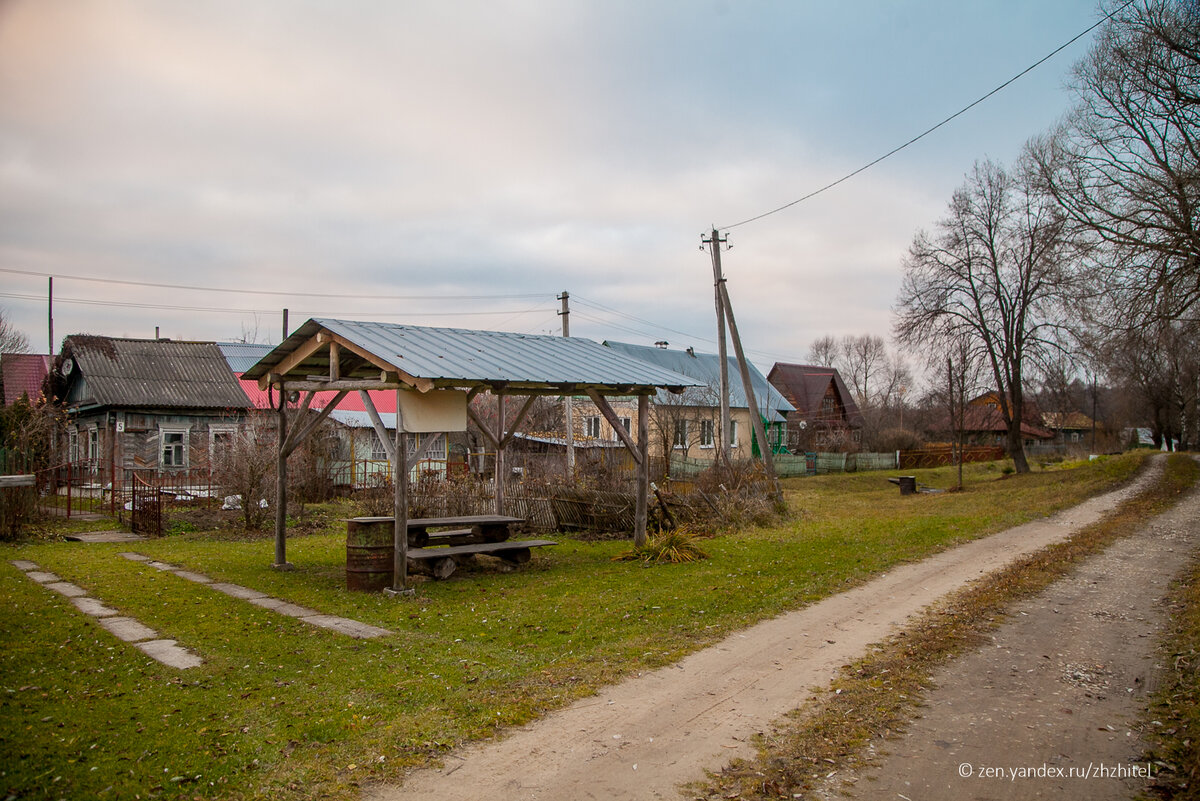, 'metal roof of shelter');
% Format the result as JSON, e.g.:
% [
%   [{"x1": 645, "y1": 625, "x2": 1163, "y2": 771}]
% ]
[{"x1": 243, "y1": 318, "x2": 701, "y2": 394}]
